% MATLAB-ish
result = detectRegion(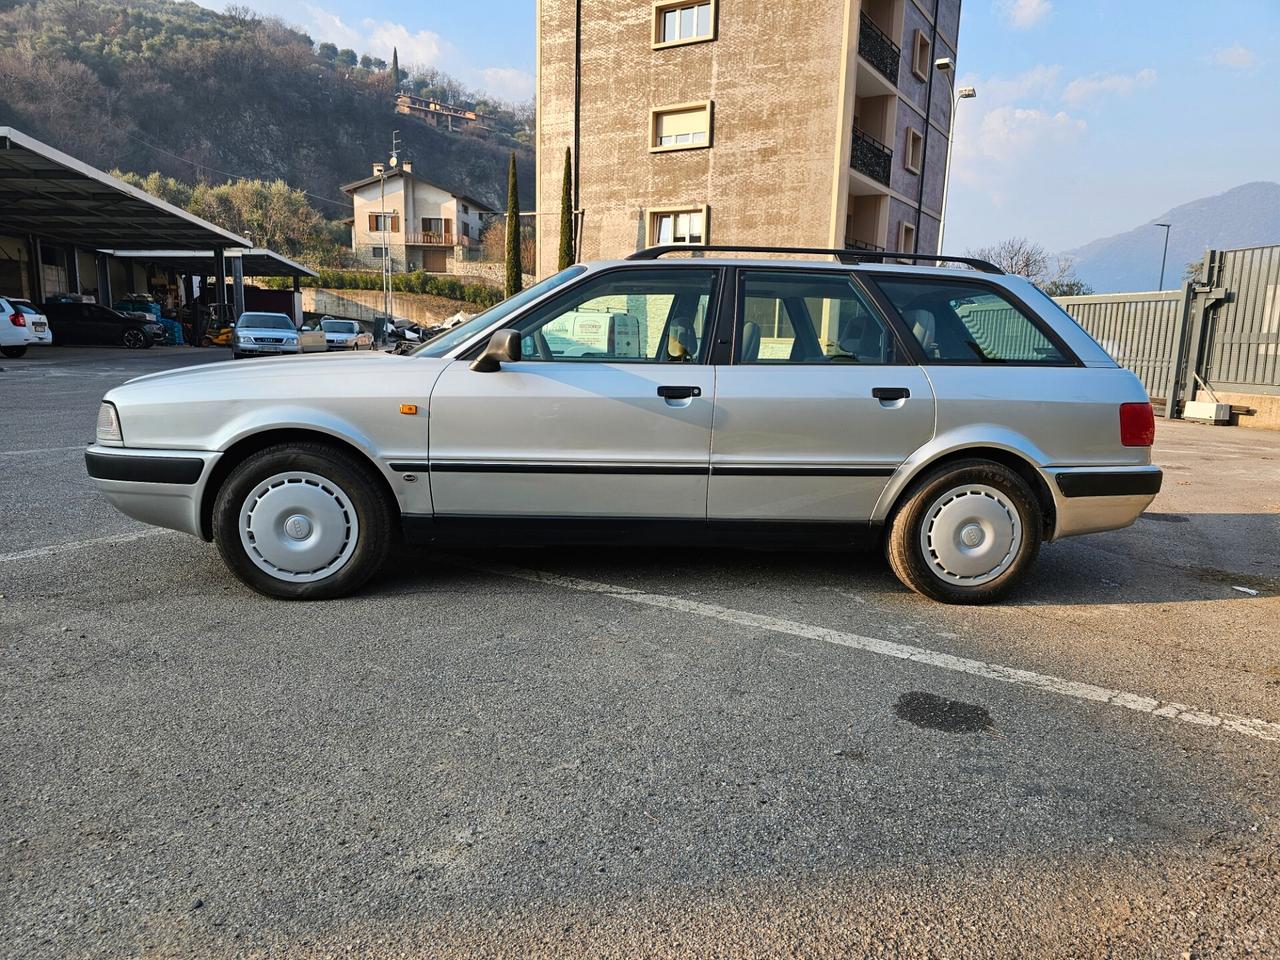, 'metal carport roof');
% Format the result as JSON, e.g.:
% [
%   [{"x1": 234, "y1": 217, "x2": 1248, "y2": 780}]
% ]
[
  {"x1": 100, "y1": 248, "x2": 318, "y2": 278},
  {"x1": 0, "y1": 127, "x2": 251, "y2": 250}
]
